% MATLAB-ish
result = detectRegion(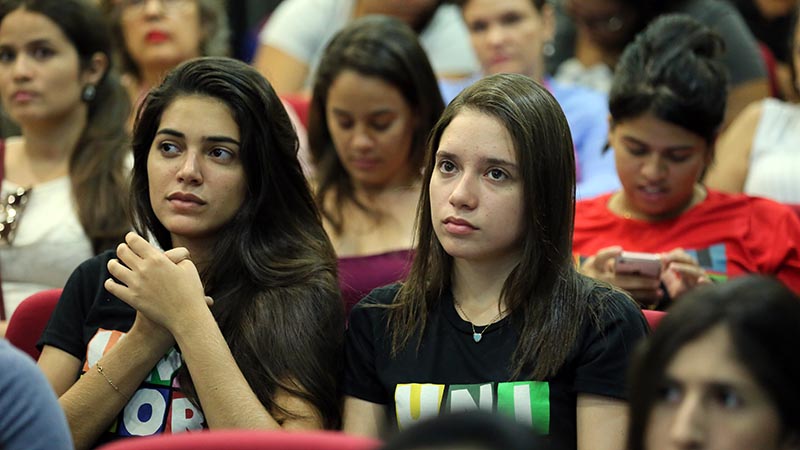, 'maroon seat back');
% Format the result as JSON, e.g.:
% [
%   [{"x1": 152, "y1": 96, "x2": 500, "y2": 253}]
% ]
[
  {"x1": 97, "y1": 430, "x2": 381, "y2": 450},
  {"x1": 5, "y1": 288, "x2": 62, "y2": 360},
  {"x1": 642, "y1": 309, "x2": 666, "y2": 331}
]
